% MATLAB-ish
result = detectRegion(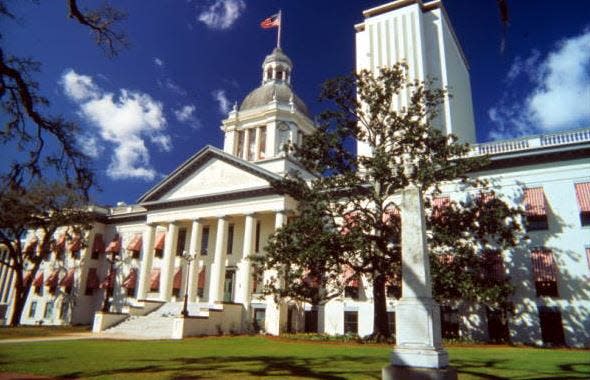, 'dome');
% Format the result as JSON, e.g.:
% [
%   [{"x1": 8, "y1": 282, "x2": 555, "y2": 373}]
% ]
[{"x1": 239, "y1": 82, "x2": 309, "y2": 116}]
